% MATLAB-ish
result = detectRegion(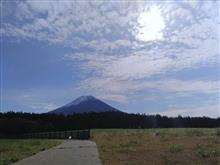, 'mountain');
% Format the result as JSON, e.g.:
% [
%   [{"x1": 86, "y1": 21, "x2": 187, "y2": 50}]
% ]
[{"x1": 48, "y1": 95, "x2": 120, "y2": 115}]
